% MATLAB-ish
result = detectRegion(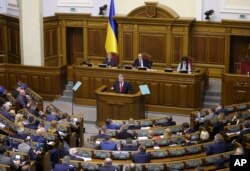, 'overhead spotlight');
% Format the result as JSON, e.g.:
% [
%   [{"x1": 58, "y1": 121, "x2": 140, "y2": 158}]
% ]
[
  {"x1": 99, "y1": 4, "x2": 108, "y2": 16},
  {"x1": 204, "y1": 9, "x2": 214, "y2": 20}
]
